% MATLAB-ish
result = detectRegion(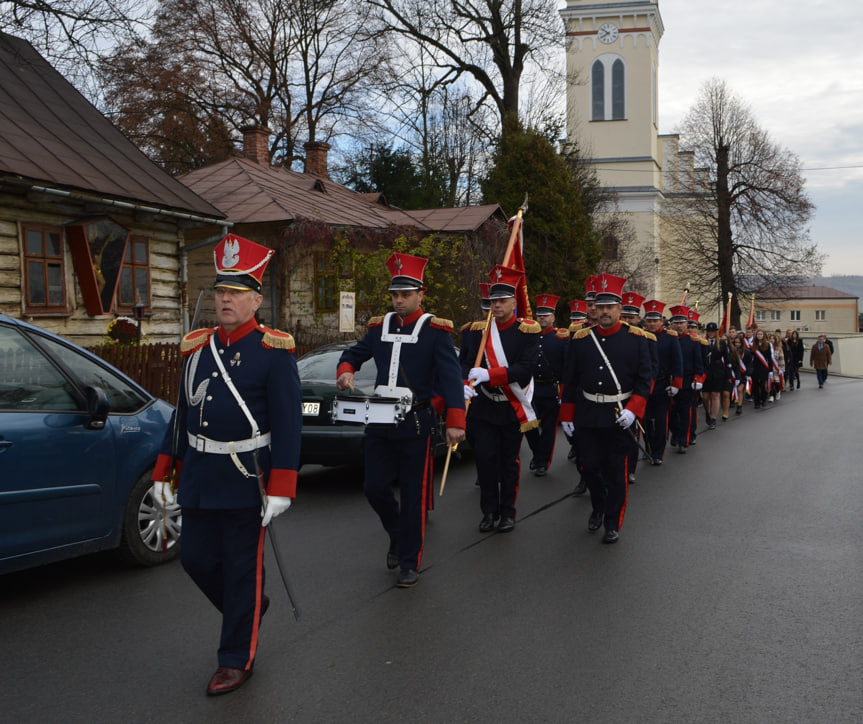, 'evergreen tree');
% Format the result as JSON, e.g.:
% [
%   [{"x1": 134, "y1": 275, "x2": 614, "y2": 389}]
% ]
[{"x1": 481, "y1": 115, "x2": 602, "y2": 322}]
